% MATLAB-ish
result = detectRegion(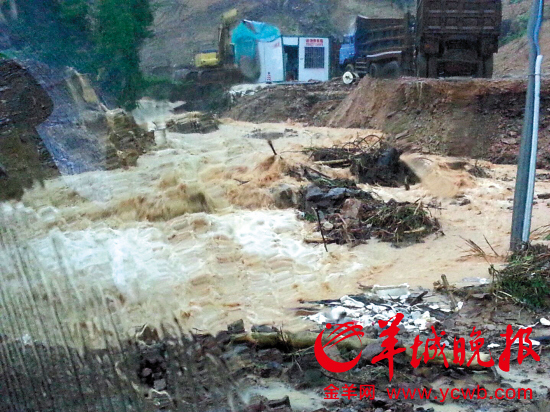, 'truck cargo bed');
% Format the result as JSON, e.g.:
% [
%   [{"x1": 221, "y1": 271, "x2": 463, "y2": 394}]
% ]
[{"x1": 417, "y1": 0, "x2": 502, "y2": 35}]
